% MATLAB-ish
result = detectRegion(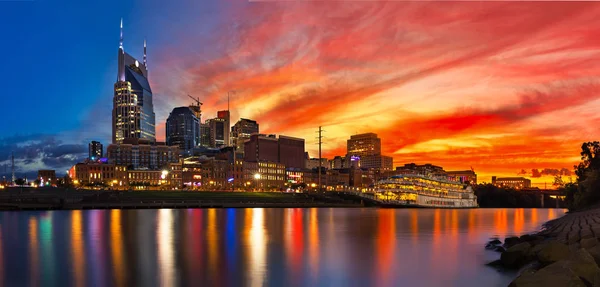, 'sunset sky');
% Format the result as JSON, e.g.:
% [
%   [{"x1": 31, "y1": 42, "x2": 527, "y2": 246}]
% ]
[{"x1": 1, "y1": 0, "x2": 600, "y2": 185}]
